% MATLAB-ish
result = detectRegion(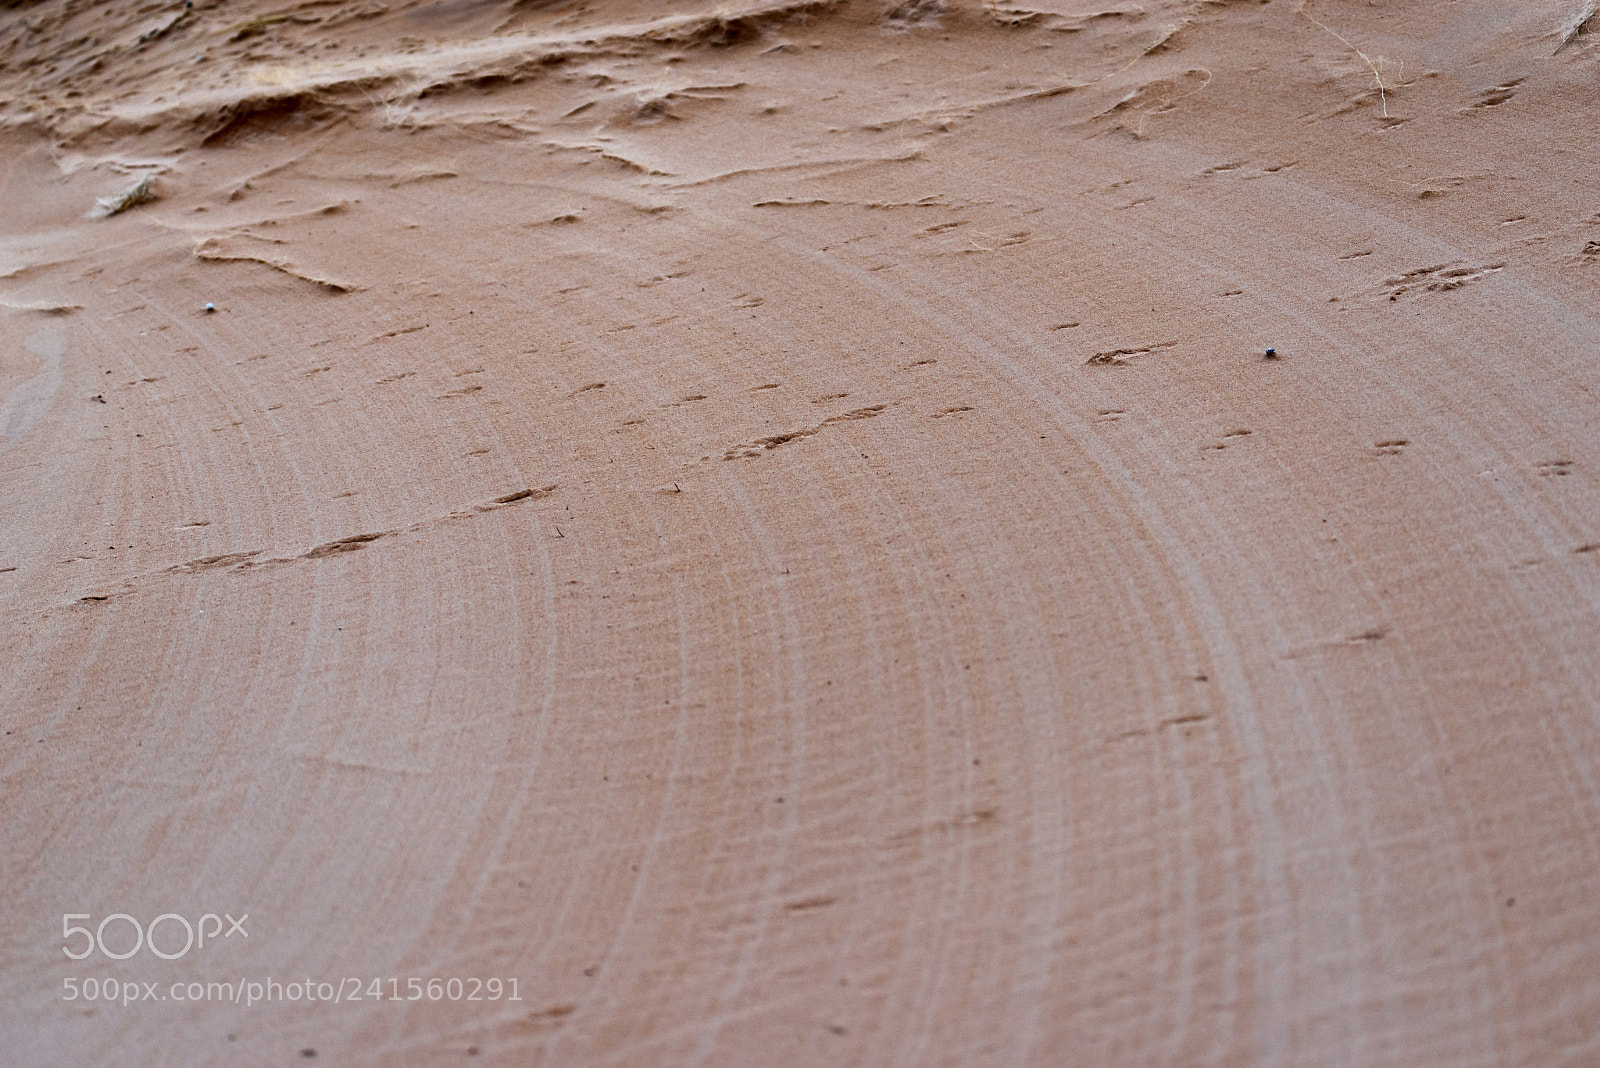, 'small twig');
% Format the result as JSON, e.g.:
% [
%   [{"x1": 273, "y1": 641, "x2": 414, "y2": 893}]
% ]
[{"x1": 1300, "y1": 3, "x2": 1391, "y2": 118}]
